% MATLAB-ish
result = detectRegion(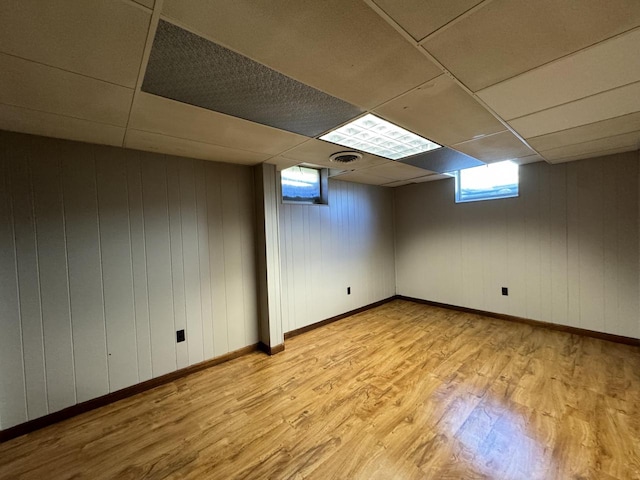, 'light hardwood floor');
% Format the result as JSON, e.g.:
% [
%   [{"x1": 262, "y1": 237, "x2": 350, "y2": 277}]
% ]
[{"x1": 1, "y1": 300, "x2": 639, "y2": 479}]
